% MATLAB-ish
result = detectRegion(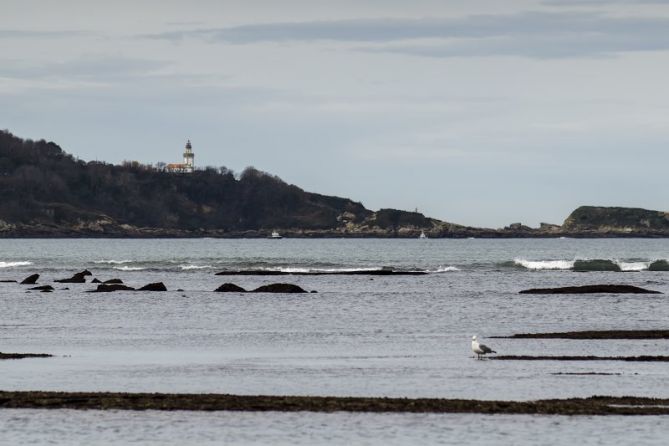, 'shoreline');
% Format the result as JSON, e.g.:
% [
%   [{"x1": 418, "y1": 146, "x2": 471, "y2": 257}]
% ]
[
  {"x1": 2, "y1": 233, "x2": 669, "y2": 239},
  {"x1": 1, "y1": 392, "x2": 669, "y2": 415}
]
